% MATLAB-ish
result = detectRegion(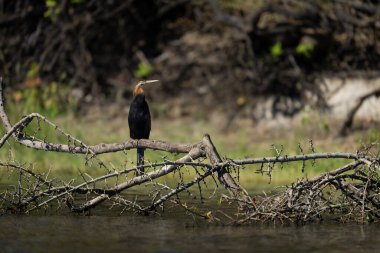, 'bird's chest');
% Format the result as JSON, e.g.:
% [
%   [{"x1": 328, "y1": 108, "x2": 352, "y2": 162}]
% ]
[
  {"x1": 128, "y1": 99, "x2": 150, "y2": 124},
  {"x1": 128, "y1": 96, "x2": 151, "y2": 139}
]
